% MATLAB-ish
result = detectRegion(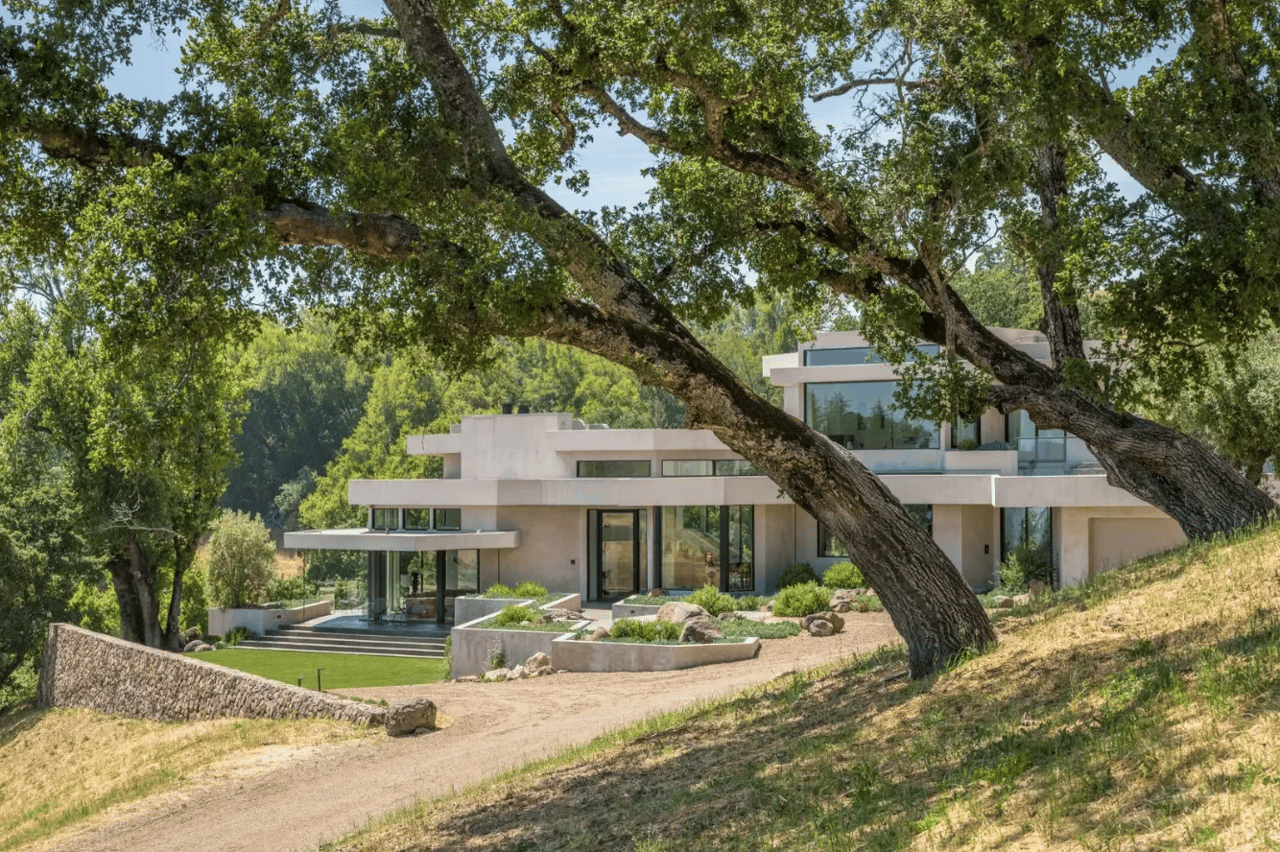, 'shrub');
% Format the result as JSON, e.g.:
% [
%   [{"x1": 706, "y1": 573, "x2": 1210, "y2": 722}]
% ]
[
  {"x1": 513, "y1": 581, "x2": 548, "y2": 597},
  {"x1": 772, "y1": 582, "x2": 831, "y2": 617},
  {"x1": 997, "y1": 541, "x2": 1052, "y2": 593},
  {"x1": 719, "y1": 620, "x2": 801, "y2": 639},
  {"x1": 483, "y1": 583, "x2": 517, "y2": 598},
  {"x1": 333, "y1": 577, "x2": 348, "y2": 607},
  {"x1": 181, "y1": 562, "x2": 209, "y2": 634},
  {"x1": 735, "y1": 594, "x2": 767, "y2": 611},
  {"x1": 223, "y1": 626, "x2": 250, "y2": 647},
  {"x1": 610, "y1": 619, "x2": 681, "y2": 642},
  {"x1": 487, "y1": 643, "x2": 505, "y2": 670},
  {"x1": 494, "y1": 604, "x2": 540, "y2": 626},
  {"x1": 822, "y1": 561, "x2": 865, "y2": 589},
  {"x1": 205, "y1": 511, "x2": 276, "y2": 609},
  {"x1": 266, "y1": 574, "x2": 316, "y2": 604},
  {"x1": 687, "y1": 584, "x2": 737, "y2": 616},
  {"x1": 777, "y1": 562, "x2": 819, "y2": 589}
]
